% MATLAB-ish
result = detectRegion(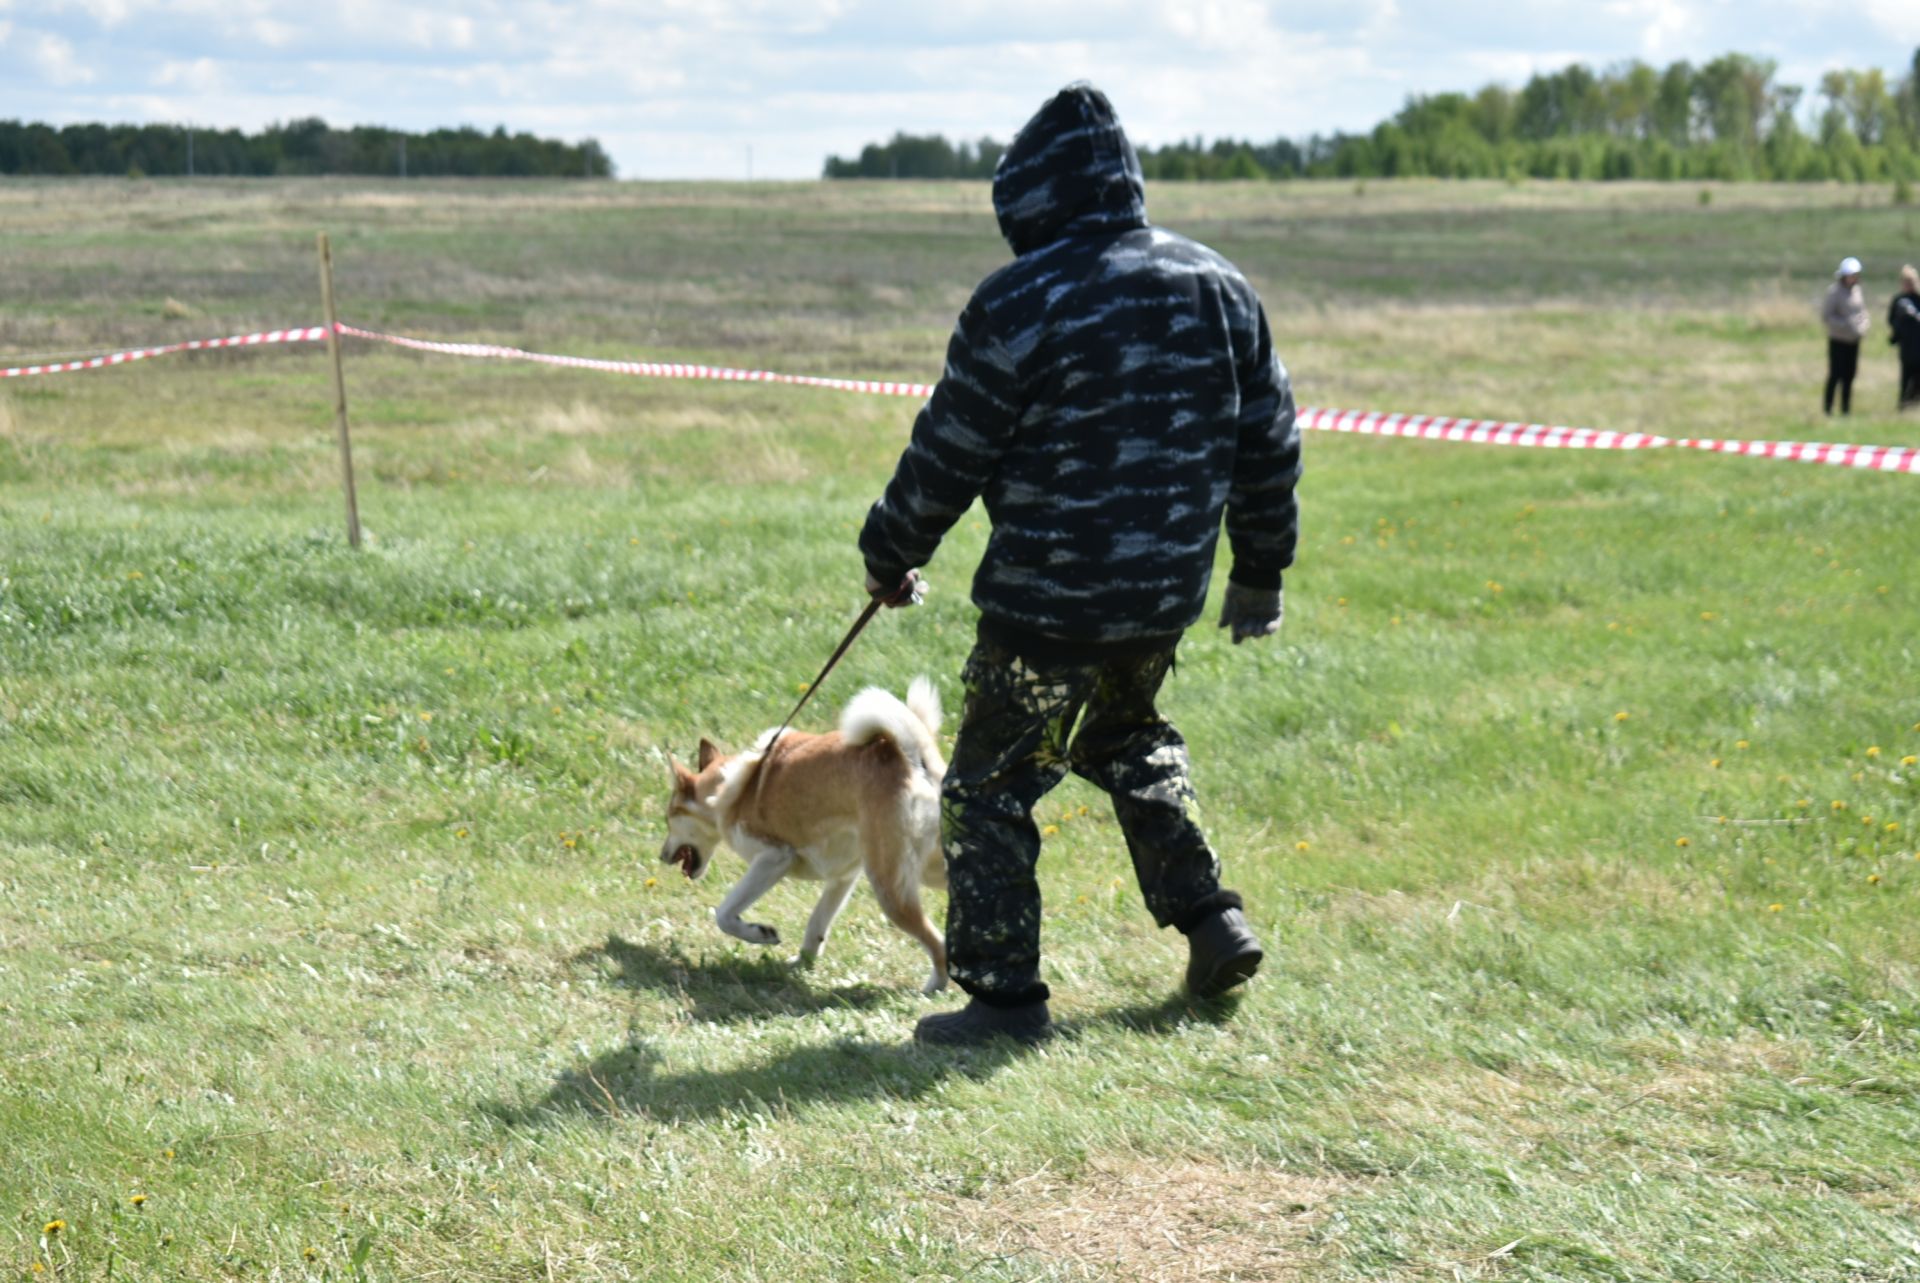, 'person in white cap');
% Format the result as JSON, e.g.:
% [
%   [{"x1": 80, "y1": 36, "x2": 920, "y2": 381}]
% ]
[{"x1": 1822, "y1": 256, "x2": 1870, "y2": 415}]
